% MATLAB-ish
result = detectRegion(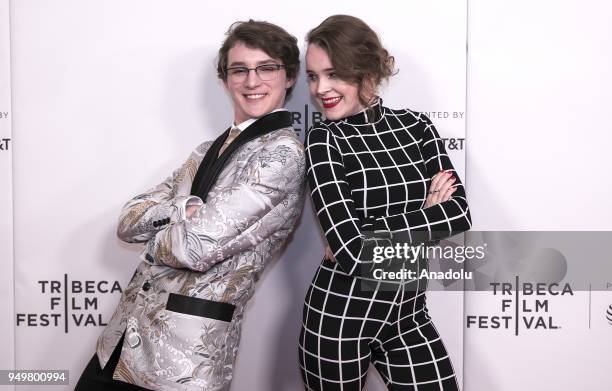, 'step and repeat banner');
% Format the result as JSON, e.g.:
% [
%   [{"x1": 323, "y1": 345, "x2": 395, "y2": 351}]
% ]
[
  {"x1": 2, "y1": 1, "x2": 466, "y2": 390},
  {"x1": 5, "y1": 1, "x2": 612, "y2": 391}
]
